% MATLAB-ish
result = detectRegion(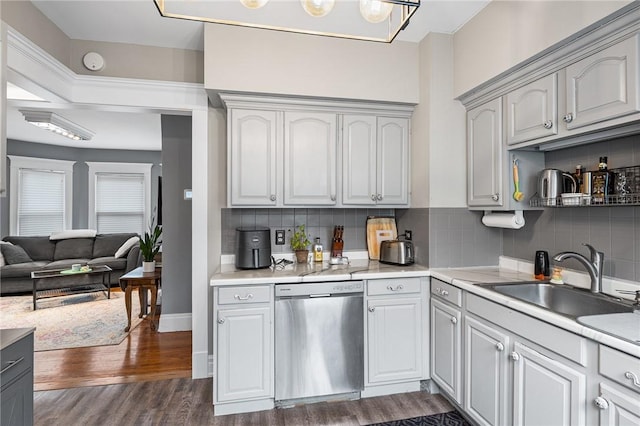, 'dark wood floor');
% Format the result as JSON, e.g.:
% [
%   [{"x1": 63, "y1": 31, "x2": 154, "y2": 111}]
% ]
[
  {"x1": 33, "y1": 289, "x2": 454, "y2": 425},
  {"x1": 35, "y1": 379, "x2": 454, "y2": 425}
]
